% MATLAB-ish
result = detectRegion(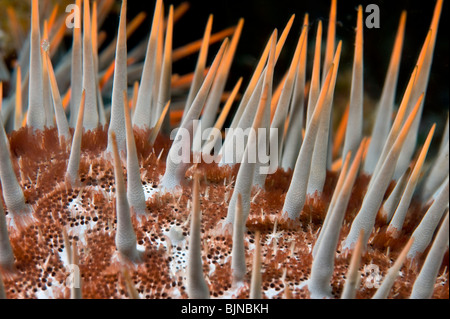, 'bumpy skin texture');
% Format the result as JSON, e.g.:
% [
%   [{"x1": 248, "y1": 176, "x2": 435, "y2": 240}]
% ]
[
  {"x1": 0, "y1": 127, "x2": 448, "y2": 299},
  {"x1": 0, "y1": 0, "x2": 448, "y2": 300}
]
